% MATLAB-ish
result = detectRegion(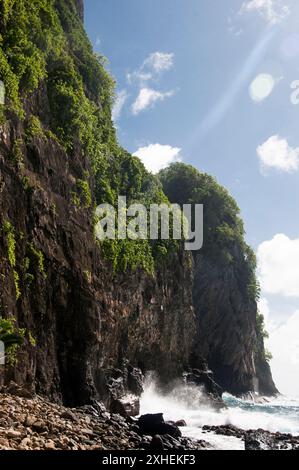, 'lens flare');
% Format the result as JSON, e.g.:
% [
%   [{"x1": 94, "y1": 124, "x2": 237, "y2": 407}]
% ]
[{"x1": 249, "y1": 73, "x2": 275, "y2": 102}]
